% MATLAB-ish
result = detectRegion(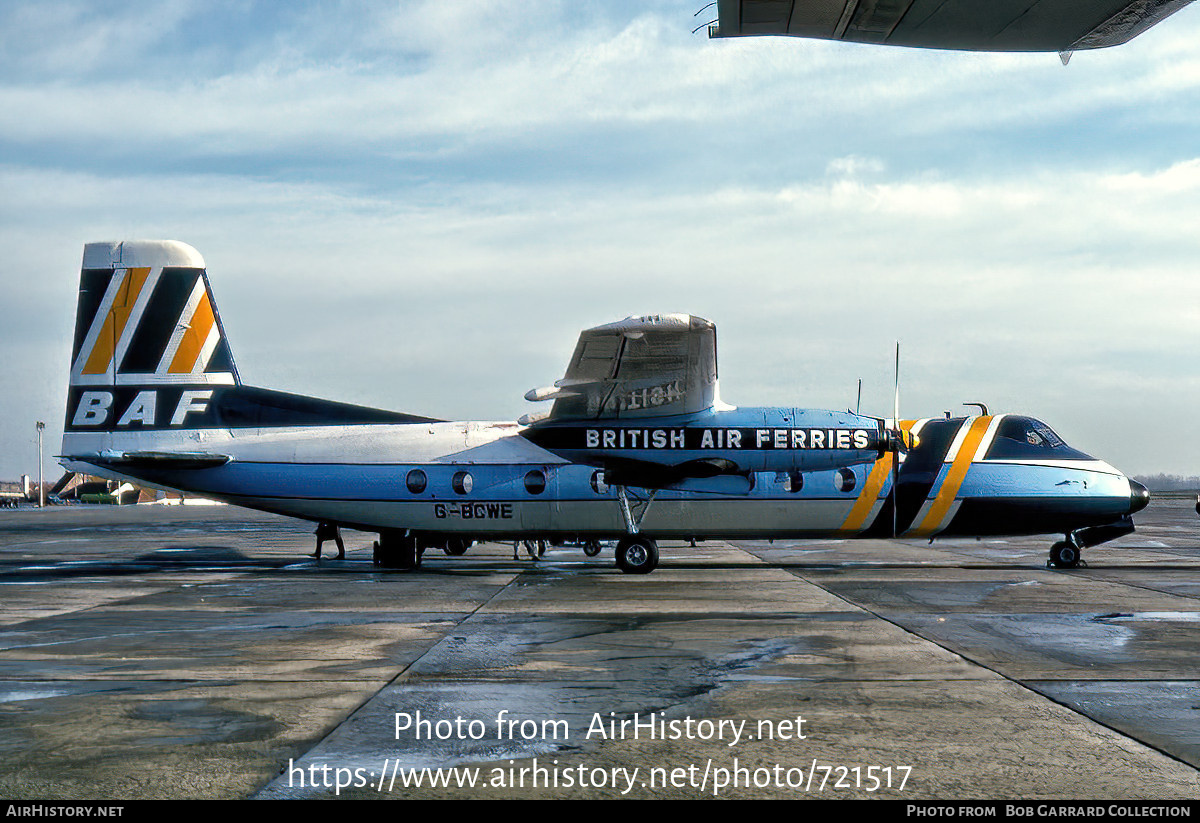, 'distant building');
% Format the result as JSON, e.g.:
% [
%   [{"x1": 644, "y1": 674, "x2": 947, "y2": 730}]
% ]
[
  {"x1": 0, "y1": 479, "x2": 25, "y2": 507},
  {"x1": 49, "y1": 472, "x2": 181, "y2": 505}
]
